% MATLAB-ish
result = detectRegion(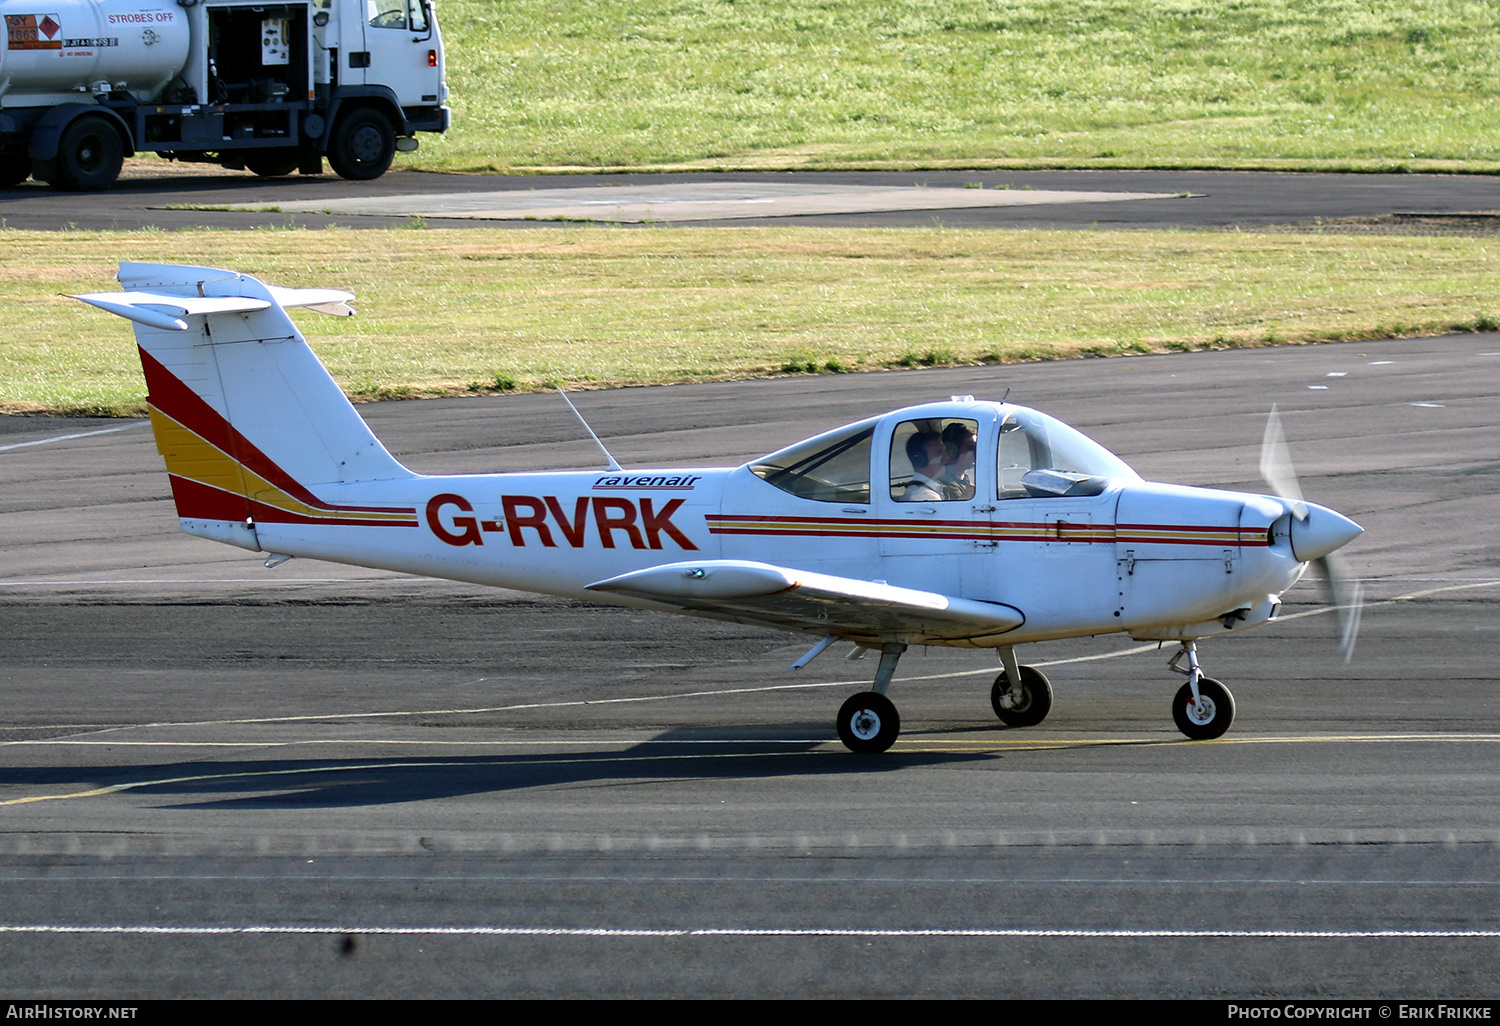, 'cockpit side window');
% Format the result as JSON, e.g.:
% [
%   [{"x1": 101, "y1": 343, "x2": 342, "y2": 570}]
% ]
[
  {"x1": 750, "y1": 422, "x2": 874, "y2": 503},
  {"x1": 889, "y1": 418, "x2": 978, "y2": 502}
]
